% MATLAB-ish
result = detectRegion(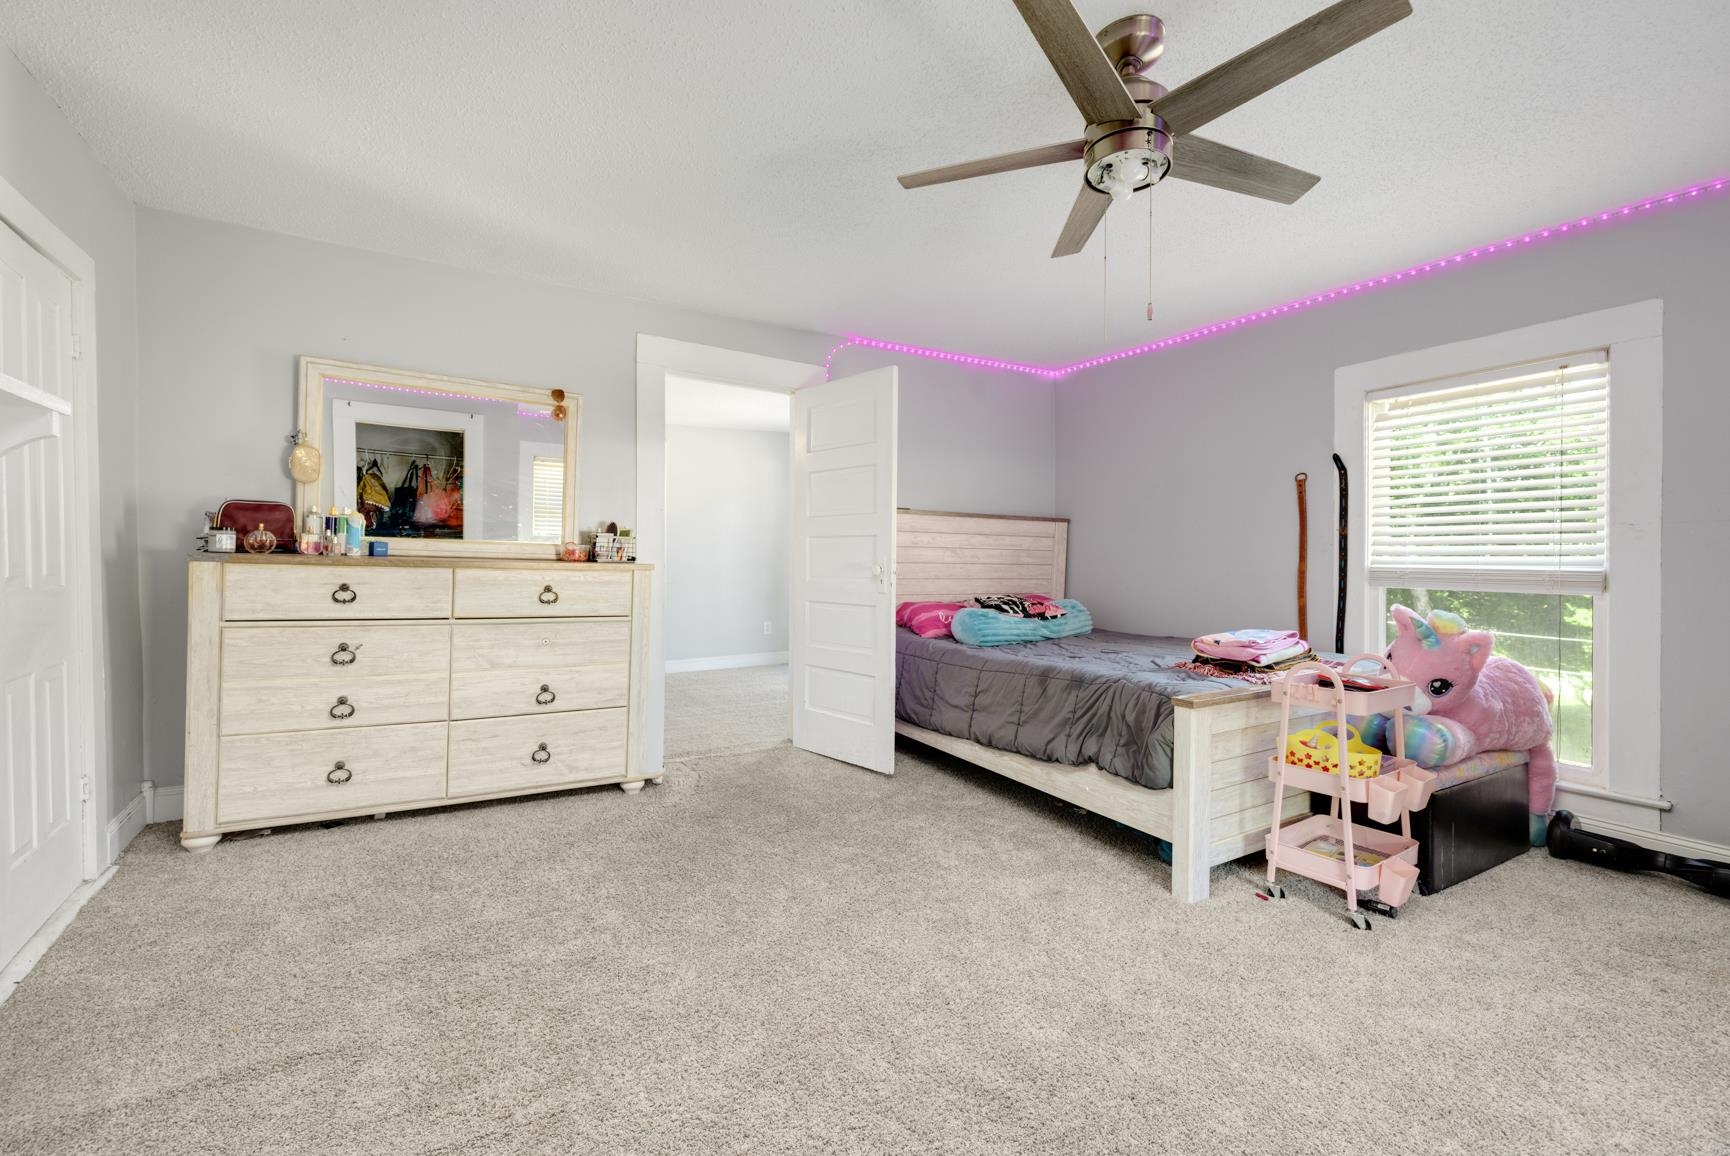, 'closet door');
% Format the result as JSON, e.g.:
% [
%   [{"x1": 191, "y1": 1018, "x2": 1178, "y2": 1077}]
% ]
[
  {"x1": 789, "y1": 367, "x2": 897, "y2": 774},
  {"x1": 0, "y1": 219, "x2": 82, "y2": 967}
]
